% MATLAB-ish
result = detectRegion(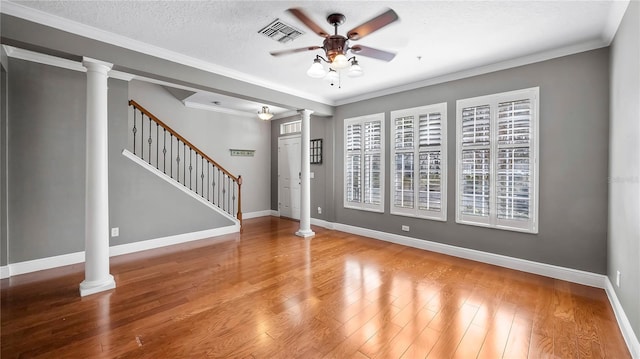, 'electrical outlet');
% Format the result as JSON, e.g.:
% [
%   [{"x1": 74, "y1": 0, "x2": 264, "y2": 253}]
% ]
[
  {"x1": 111, "y1": 227, "x2": 119, "y2": 237},
  {"x1": 317, "y1": 207, "x2": 322, "y2": 214},
  {"x1": 616, "y1": 270, "x2": 621, "y2": 287},
  {"x1": 401, "y1": 225, "x2": 410, "y2": 232}
]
